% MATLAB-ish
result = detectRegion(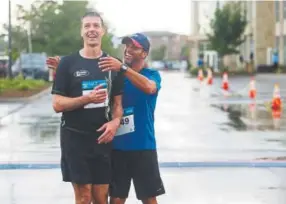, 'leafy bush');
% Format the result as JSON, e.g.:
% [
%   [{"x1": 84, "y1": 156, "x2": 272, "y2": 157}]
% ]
[
  {"x1": 189, "y1": 67, "x2": 207, "y2": 76},
  {"x1": 277, "y1": 66, "x2": 286, "y2": 73},
  {"x1": 14, "y1": 83, "x2": 33, "y2": 91},
  {"x1": 189, "y1": 66, "x2": 256, "y2": 77},
  {"x1": 0, "y1": 77, "x2": 48, "y2": 92}
]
